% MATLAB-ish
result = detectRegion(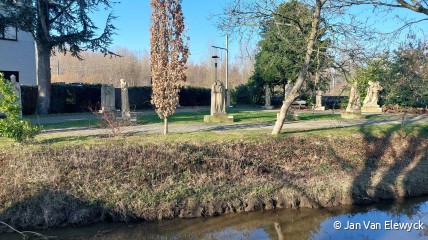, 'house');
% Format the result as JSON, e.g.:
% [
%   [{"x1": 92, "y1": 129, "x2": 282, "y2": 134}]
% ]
[{"x1": 0, "y1": 25, "x2": 37, "y2": 86}]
